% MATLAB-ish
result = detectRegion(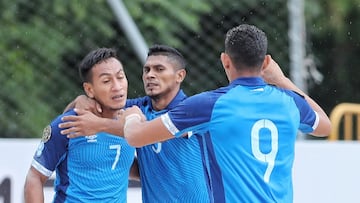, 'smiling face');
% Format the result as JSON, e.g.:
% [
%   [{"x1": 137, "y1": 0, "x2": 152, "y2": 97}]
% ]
[
  {"x1": 142, "y1": 55, "x2": 184, "y2": 101},
  {"x1": 83, "y1": 57, "x2": 128, "y2": 118}
]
